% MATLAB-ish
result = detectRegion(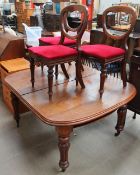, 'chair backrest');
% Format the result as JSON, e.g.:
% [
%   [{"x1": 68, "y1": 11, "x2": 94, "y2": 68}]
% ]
[
  {"x1": 59, "y1": 5, "x2": 88, "y2": 49},
  {"x1": 102, "y1": 5, "x2": 137, "y2": 49}
]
